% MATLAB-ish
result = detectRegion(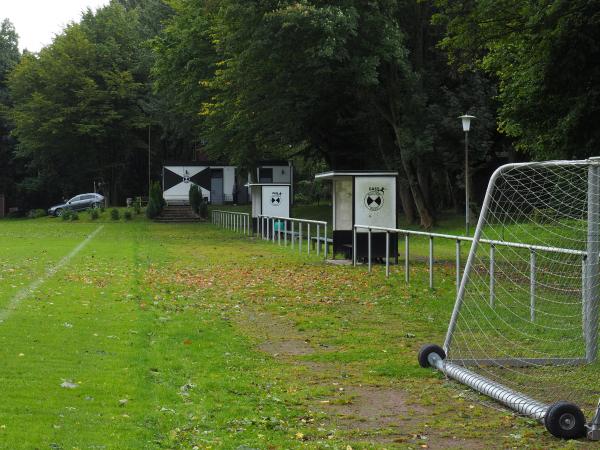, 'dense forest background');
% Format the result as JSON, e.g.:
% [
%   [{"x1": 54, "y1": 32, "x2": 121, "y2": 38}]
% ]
[{"x1": 1, "y1": 0, "x2": 598, "y2": 227}]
